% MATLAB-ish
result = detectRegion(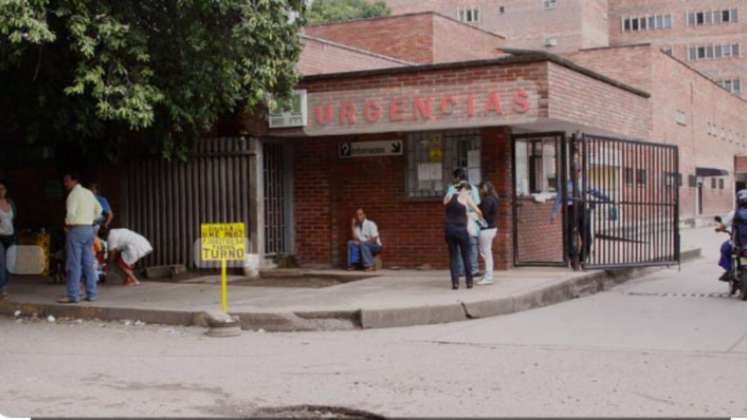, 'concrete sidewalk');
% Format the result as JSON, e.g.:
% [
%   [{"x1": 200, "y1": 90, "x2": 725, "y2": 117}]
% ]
[{"x1": 0, "y1": 244, "x2": 700, "y2": 331}]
